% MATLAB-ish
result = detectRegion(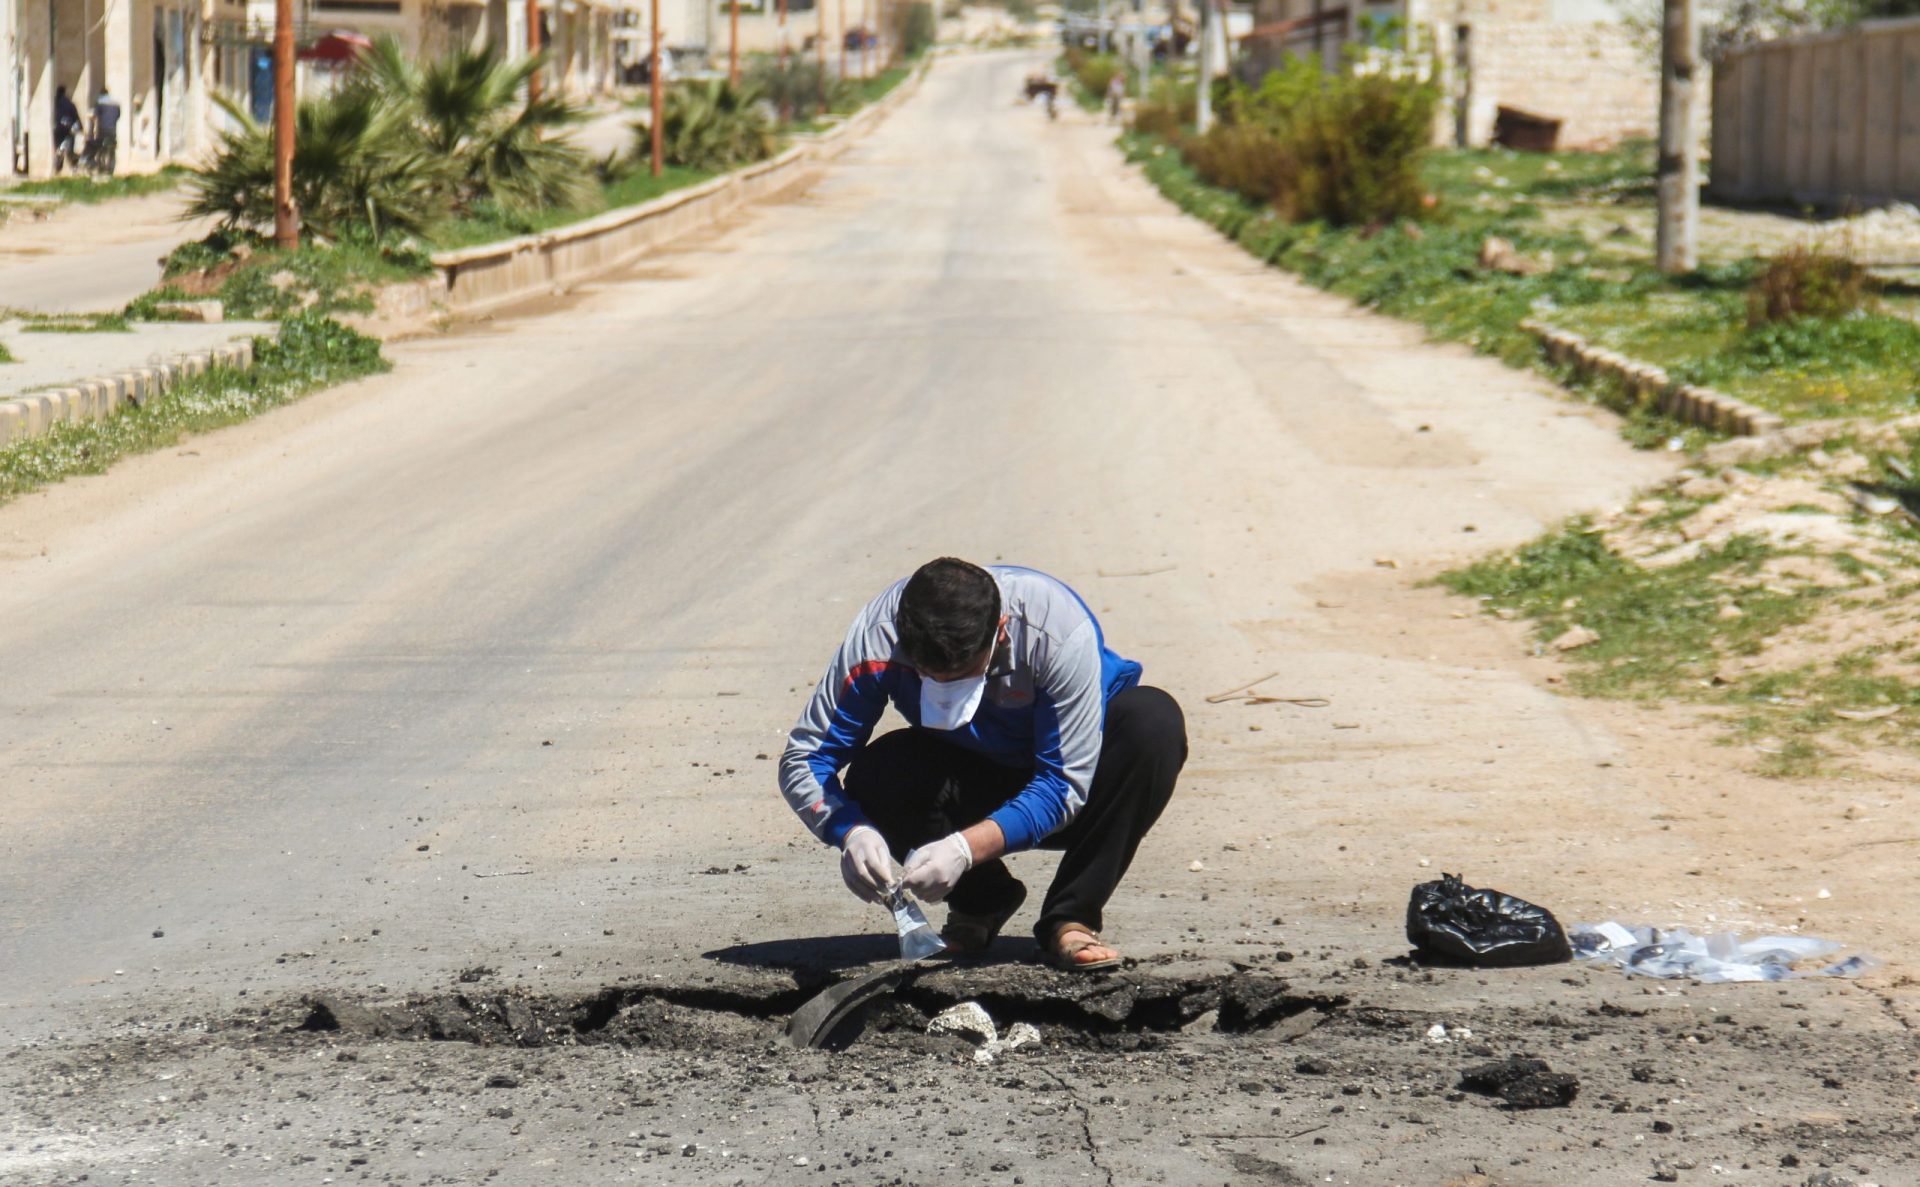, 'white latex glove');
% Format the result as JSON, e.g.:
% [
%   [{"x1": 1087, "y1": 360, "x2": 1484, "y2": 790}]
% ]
[
  {"x1": 839, "y1": 825, "x2": 897, "y2": 905},
  {"x1": 902, "y1": 832, "x2": 973, "y2": 904}
]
